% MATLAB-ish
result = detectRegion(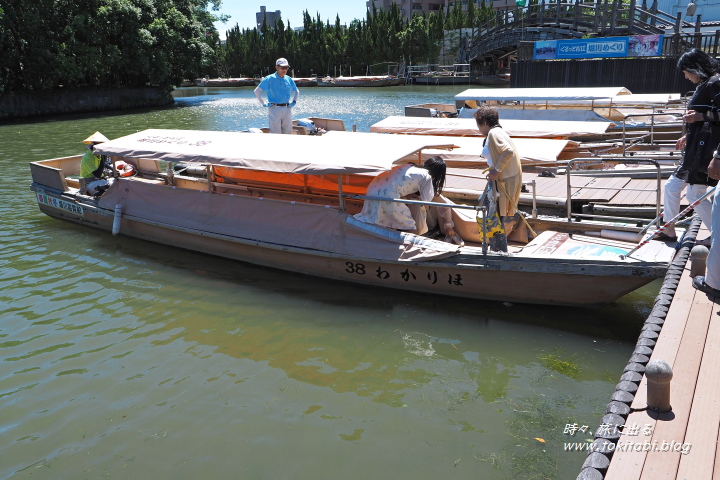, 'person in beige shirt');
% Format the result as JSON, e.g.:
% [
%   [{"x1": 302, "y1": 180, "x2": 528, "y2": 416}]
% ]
[{"x1": 475, "y1": 105, "x2": 522, "y2": 235}]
